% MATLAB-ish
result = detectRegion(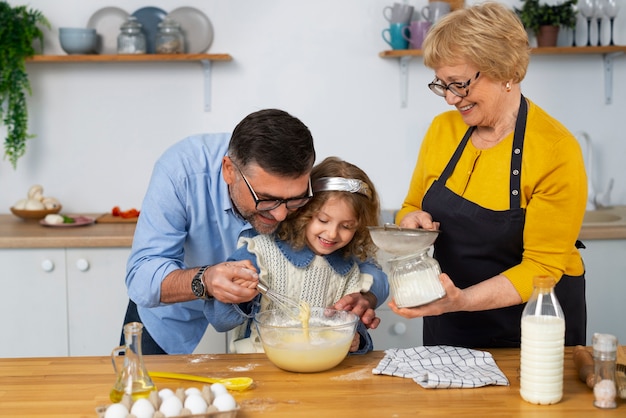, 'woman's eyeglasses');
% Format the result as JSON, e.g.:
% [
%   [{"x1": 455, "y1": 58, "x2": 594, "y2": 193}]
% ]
[{"x1": 428, "y1": 72, "x2": 480, "y2": 98}]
